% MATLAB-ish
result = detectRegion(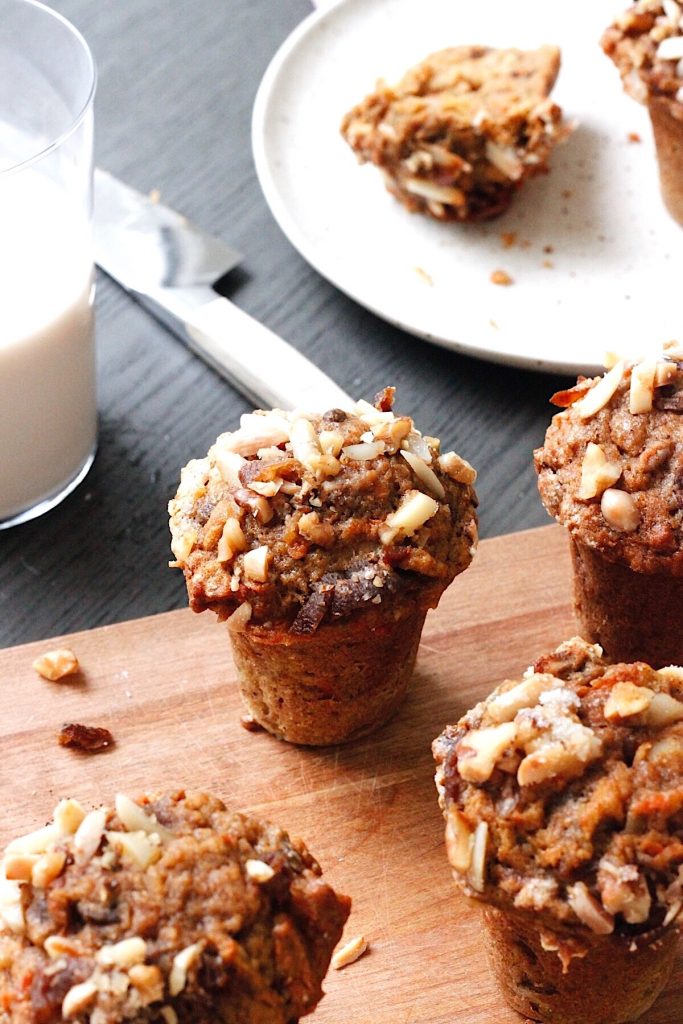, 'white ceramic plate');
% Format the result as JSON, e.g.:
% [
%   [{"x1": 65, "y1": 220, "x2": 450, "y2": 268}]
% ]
[{"x1": 252, "y1": 0, "x2": 681, "y2": 375}]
